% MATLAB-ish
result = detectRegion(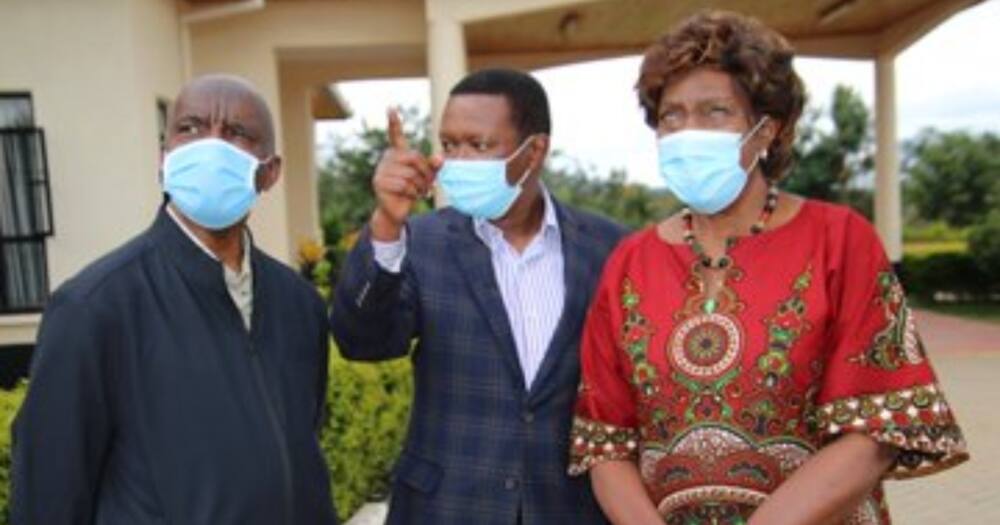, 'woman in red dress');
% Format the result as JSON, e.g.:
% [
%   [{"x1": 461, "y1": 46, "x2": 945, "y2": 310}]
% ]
[{"x1": 569, "y1": 10, "x2": 968, "y2": 525}]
